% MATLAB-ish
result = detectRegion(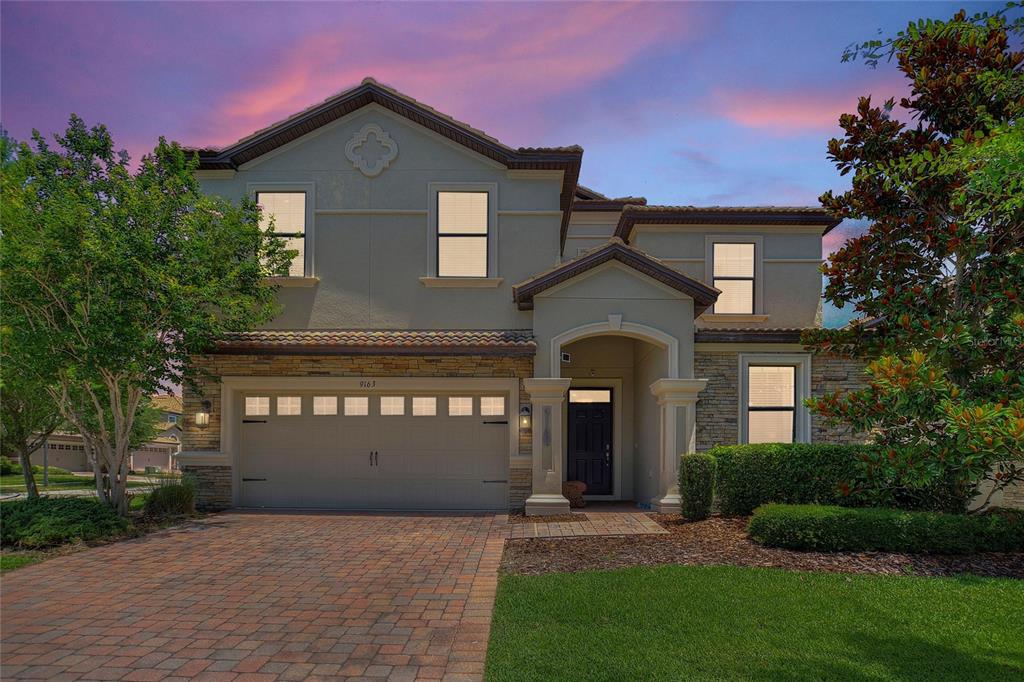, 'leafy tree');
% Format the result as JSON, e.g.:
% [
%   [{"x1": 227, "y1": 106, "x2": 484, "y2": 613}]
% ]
[
  {"x1": 0, "y1": 117, "x2": 292, "y2": 515},
  {"x1": 804, "y1": 6, "x2": 1024, "y2": 512}
]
